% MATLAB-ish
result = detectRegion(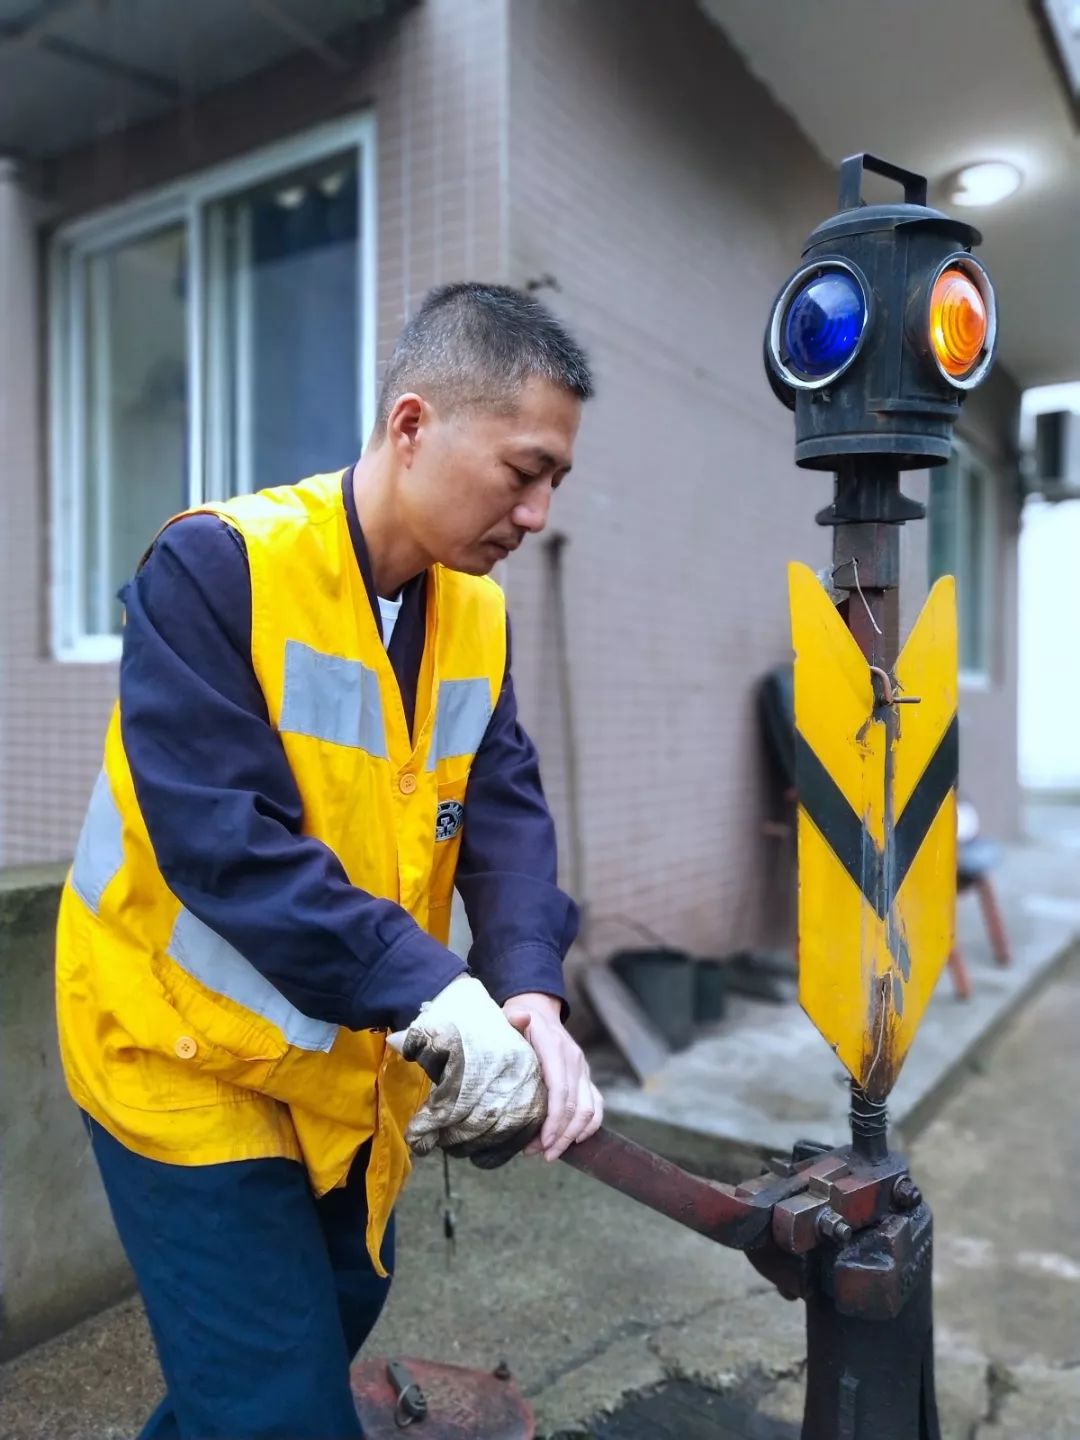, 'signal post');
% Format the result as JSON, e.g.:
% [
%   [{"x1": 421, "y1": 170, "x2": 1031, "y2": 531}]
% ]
[
  {"x1": 571, "y1": 152, "x2": 998, "y2": 1440},
  {"x1": 759, "y1": 151, "x2": 996, "y2": 1438}
]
